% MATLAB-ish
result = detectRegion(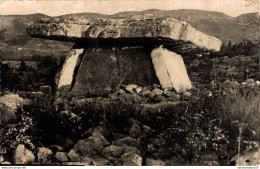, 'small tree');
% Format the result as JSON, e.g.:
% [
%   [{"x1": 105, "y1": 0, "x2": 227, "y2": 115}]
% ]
[{"x1": 19, "y1": 60, "x2": 27, "y2": 71}]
